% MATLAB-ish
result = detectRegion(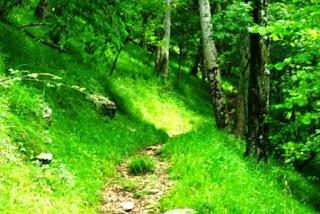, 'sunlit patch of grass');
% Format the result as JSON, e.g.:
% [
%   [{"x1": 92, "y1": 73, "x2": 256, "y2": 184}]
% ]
[
  {"x1": 110, "y1": 46, "x2": 211, "y2": 136},
  {"x1": 111, "y1": 78, "x2": 207, "y2": 136}
]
